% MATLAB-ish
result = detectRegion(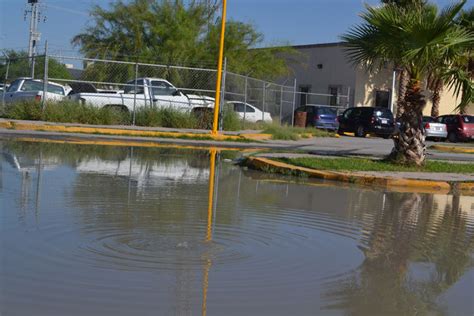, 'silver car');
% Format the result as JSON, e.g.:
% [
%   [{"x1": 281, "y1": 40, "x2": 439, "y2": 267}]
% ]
[{"x1": 423, "y1": 116, "x2": 447, "y2": 141}]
